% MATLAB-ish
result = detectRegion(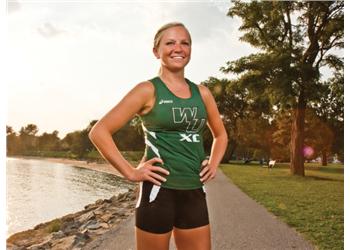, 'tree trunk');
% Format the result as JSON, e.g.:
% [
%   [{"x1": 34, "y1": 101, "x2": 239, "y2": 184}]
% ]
[
  {"x1": 290, "y1": 96, "x2": 306, "y2": 176},
  {"x1": 322, "y1": 149, "x2": 328, "y2": 166},
  {"x1": 222, "y1": 138, "x2": 235, "y2": 163}
]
